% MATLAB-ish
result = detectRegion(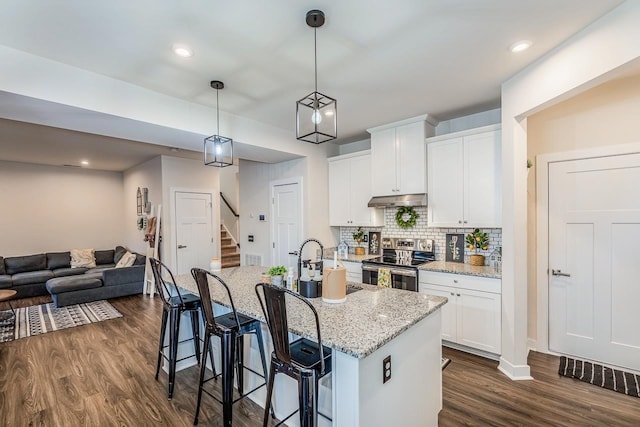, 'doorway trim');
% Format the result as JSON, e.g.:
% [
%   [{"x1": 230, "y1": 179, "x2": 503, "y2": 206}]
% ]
[
  {"x1": 535, "y1": 142, "x2": 640, "y2": 354},
  {"x1": 169, "y1": 187, "x2": 218, "y2": 273},
  {"x1": 269, "y1": 177, "x2": 304, "y2": 266}
]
